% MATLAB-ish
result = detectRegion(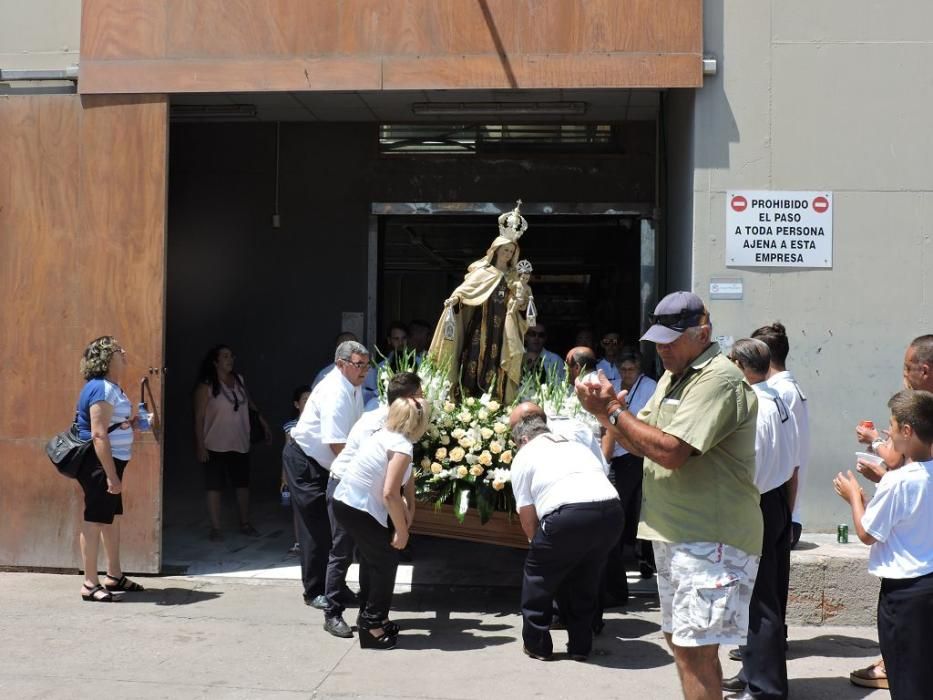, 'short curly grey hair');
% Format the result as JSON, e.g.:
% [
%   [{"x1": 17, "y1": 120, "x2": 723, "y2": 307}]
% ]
[
  {"x1": 80, "y1": 335, "x2": 122, "y2": 380},
  {"x1": 335, "y1": 340, "x2": 369, "y2": 363}
]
